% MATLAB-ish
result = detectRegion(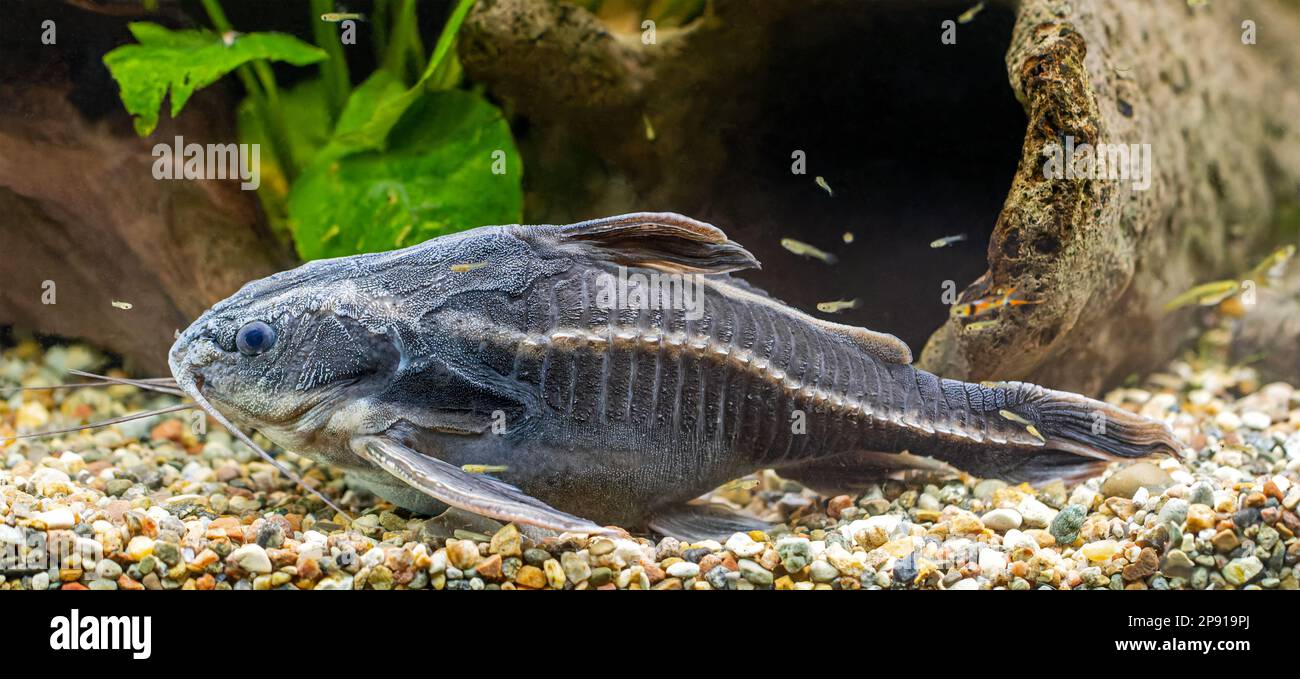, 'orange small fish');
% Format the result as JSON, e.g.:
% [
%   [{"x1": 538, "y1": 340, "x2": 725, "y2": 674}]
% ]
[{"x1": 950, "y1": 286, "x2": 1040, "y2": 319}]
